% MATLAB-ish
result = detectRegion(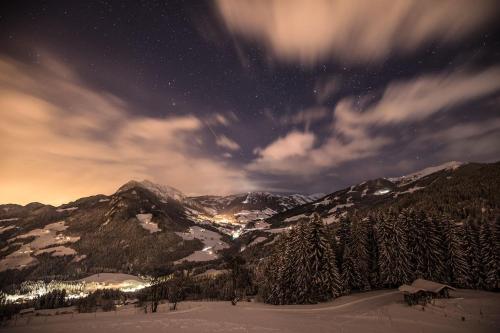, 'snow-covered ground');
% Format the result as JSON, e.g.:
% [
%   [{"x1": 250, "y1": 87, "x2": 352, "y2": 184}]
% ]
[
  {"x1": 284, "y1": 213, "x2": 309, "y2": 223},
  {"x1": 328, "y1": 203, "x2": 354, "y2": 213},
  {"x1": 248, "y1": 236, "x2": 267, "y2": 247},
  {"x1": 234, "y1": 209, "x2": 277, "y2": 224},
  {"x1": 0, "y1": 221, "x2": 79, "y2": 272},
  {"x1": 394, "y1": 186, "x2": 425, "y2": 198},
  {"x1": 79, "y1": 273, "x2": 150, "y2": 293},
  {"x1": 388, "y1": 161, "x2": 463, "y2": 186},
  {"x1": 4, "y1": 273, "x2": 150, "y2": 302},
  {"x1": 374, "y1": 188, "x2": 391, "y2": 195},
  {"x1": 136, "y1": 213, "x2": 160, "y2": 233},
  {"x1": 4, "y1": 289, "x2": 499, "y2": 333},
  {"x1": 0, "y1": 225, "x2": 15, "y2": 233},
  {"x1": 119, "y1": 180, "x2": 185, "y2": 202},
  {"x1": 174, "y1": 226, "x2": 229, "y2": 263},
  {"x1": 264, "y1": 226, "x2": 291, "y2": 234},
  {"x1": 56, "y1": 207, "x2": 79, "y2": 213},
  {"x1": 0, "y1": 217, "x2": 19, "y2": 222}
]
